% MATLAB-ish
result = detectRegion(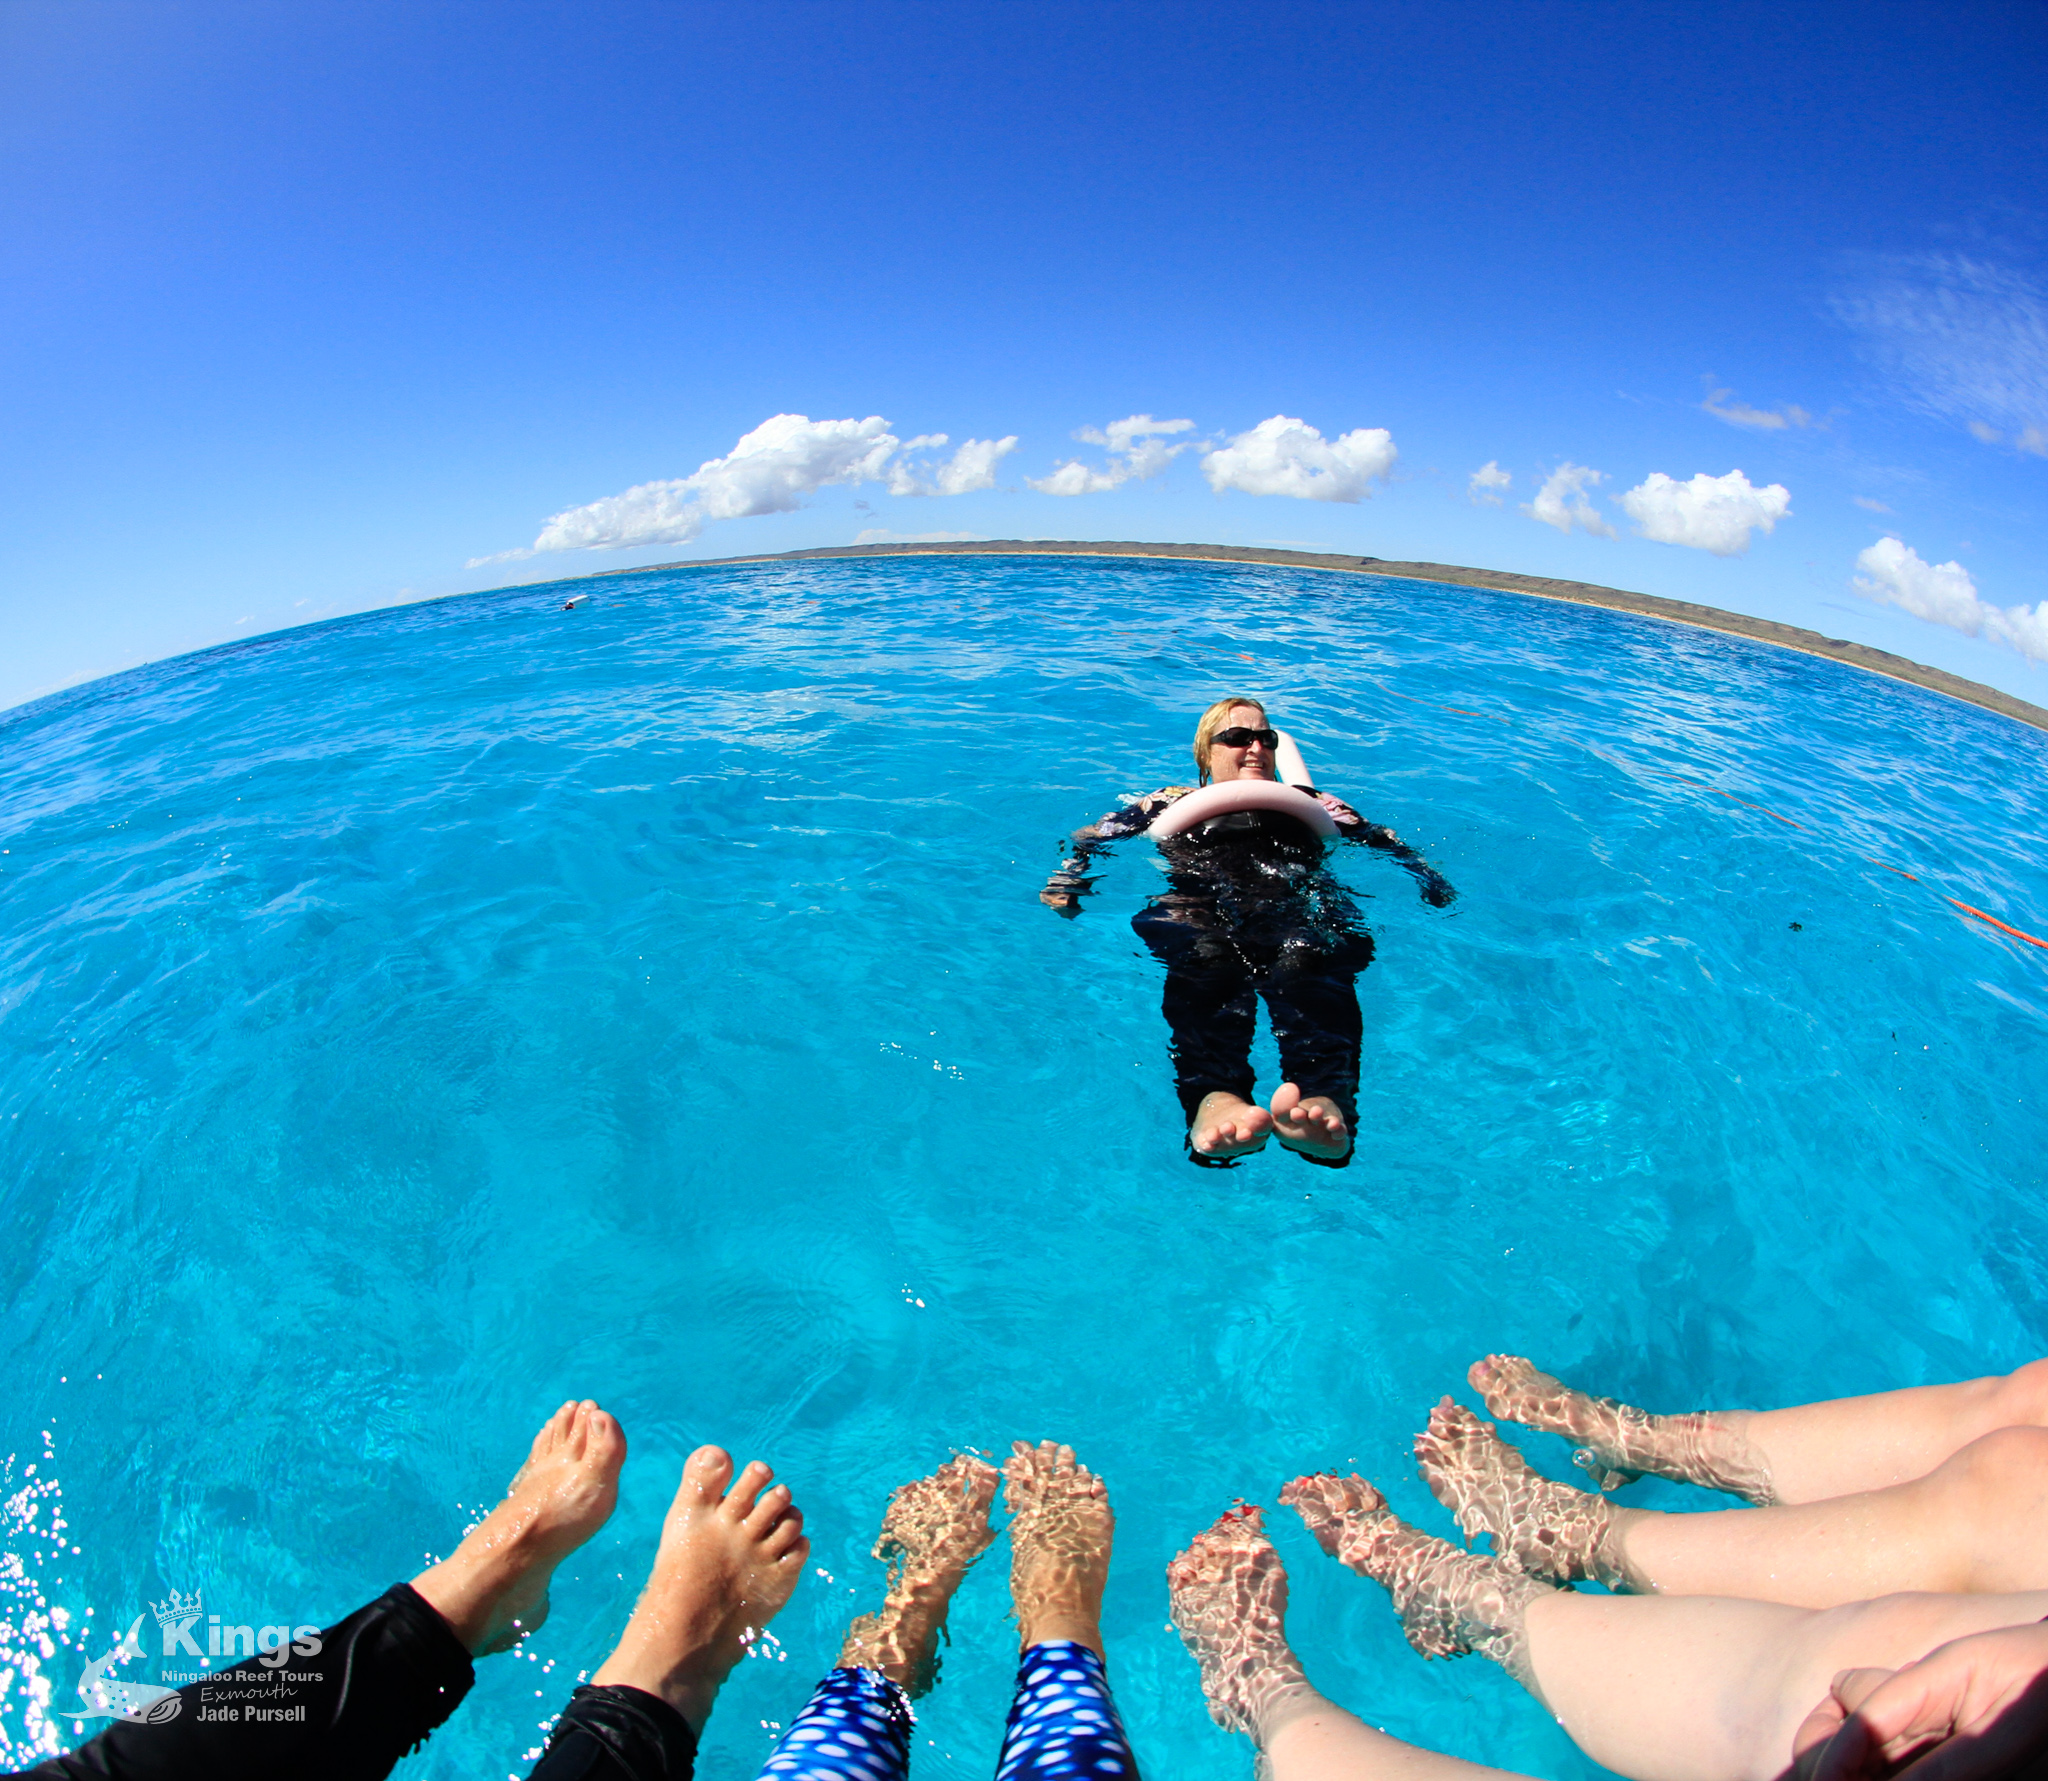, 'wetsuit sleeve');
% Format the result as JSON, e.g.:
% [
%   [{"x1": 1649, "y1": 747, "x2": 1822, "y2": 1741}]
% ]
[
  {"x1": 1304, "y1": 789, "x2": 1455, "y2": 908},
  {"x1": 1353, "y1": 818, "x2": 1458, "y2": 908},
  {"x1": 1041, "y1": 789, "x2": 1188, "y2": 903}
]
